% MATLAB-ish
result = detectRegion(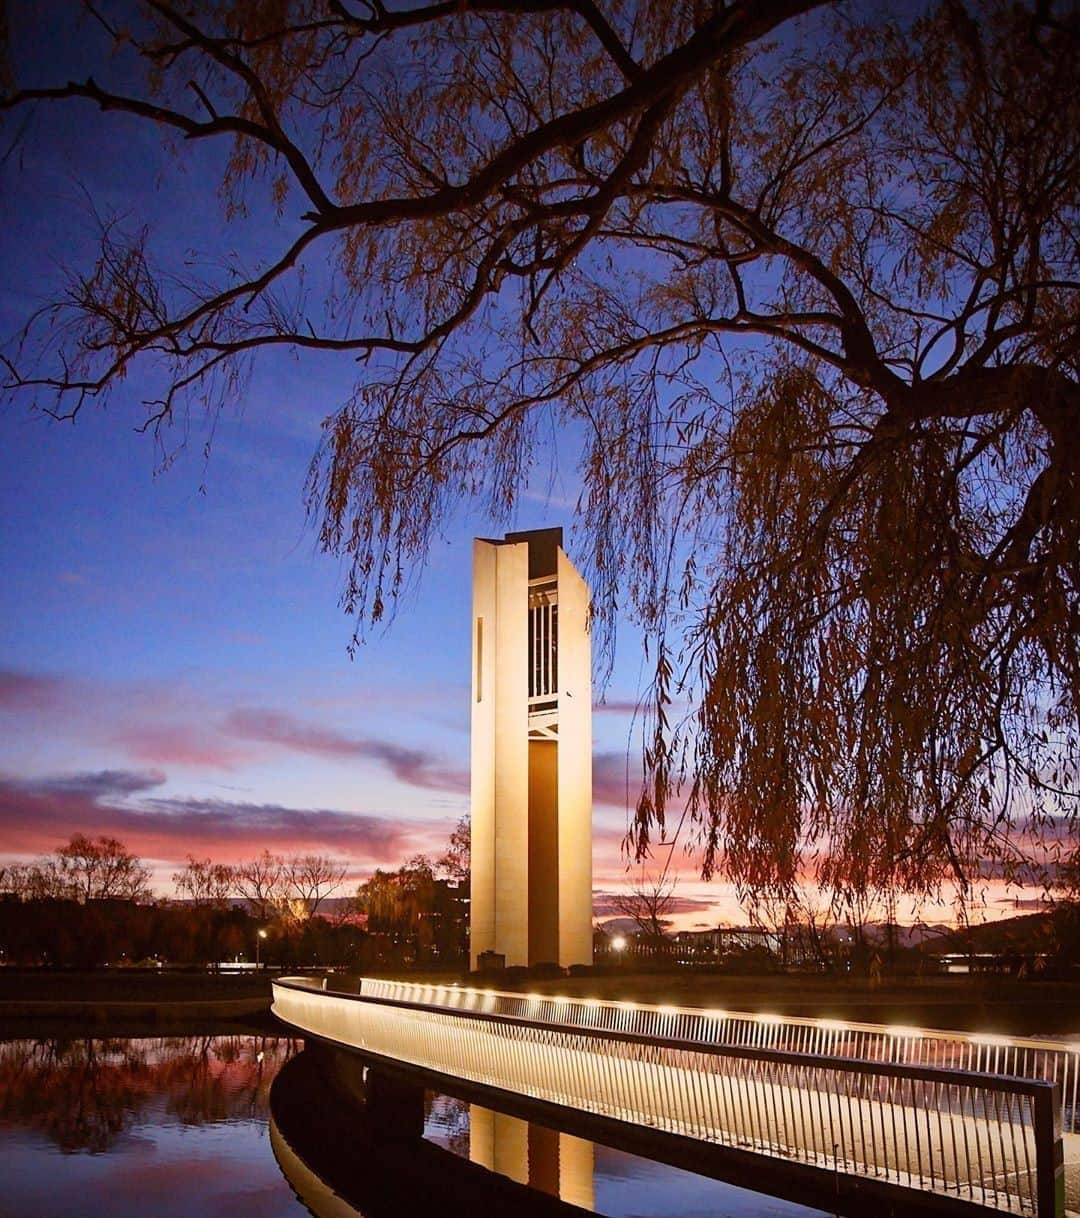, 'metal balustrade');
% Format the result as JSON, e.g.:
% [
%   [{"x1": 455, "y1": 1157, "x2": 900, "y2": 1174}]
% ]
[
  {"x1": 359, "y1": 977, "x2": 1080, "y2": 1136},
  {"x1": 273, "y1": 977, "x2": 1065, "y2": 1217}
]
